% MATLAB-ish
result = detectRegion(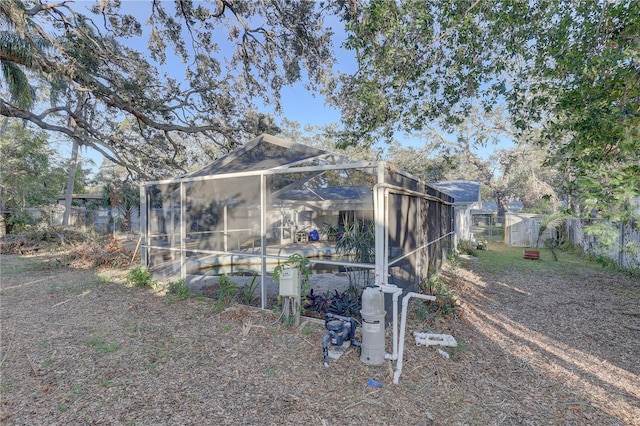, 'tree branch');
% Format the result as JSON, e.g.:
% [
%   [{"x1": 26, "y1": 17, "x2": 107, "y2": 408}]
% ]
[
  {"x1": 0, "y1": 99, "x2": 146, "y2": 177},
  {"x1": 26, "y1": 1, "x2": 71, "y2": 16}
]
